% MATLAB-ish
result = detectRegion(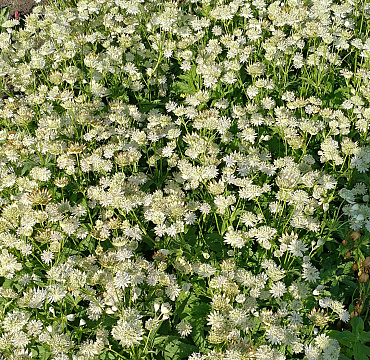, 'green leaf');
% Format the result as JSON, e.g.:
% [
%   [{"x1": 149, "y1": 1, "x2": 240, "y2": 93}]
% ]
[
  {"x1": 175, "y1": 292, "x2": 198, "y2": 318},
  {"x1": 330, "y1": 330, "x2": 357, "y2": 347},
  {"x1": 351, "y1": 316, "x2": 365, "y2": 336},
  {"x1": 205, "y1": 232, "x2": 223, "y2": 253},
  {"x1": 163, "y1": 336, "x2": 198, "y2": 360},
  {"x1": 339, "y1": 354, "x2": 352, "y2": 360},
  {"x1": 171, "y1": 81, "x2": 194, "y2": 96},
  {"x1": 360, "y1": 332, "x2": 370, "y2": 343},
  {"x1": 36, "y1": 345, "x2": 51, "y2": 360},
  {"x1": 192, "y1": 326, "x2": 208, "y2": 352},
  {"x1": 343, "y1": 261, "x2": 354, "y2": 274},
  {"x1": 20, "y1": 161, "x2": 38, "y2": 176},
  {"x1": 99, "y1": 350, "x2": 118, "y2": 360},
  {"x1": 353, "y1": 343, "x2": 370, "y2": 360},
  {"x1": 0, "y1": 5, "x2": 11, "y2": 25},
  {"x1": 191, "y1": 301, "x2": 210, "y2": 322},
  {"x1": 1, "y1": 278, "x2": 13, "y2": 288}
]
